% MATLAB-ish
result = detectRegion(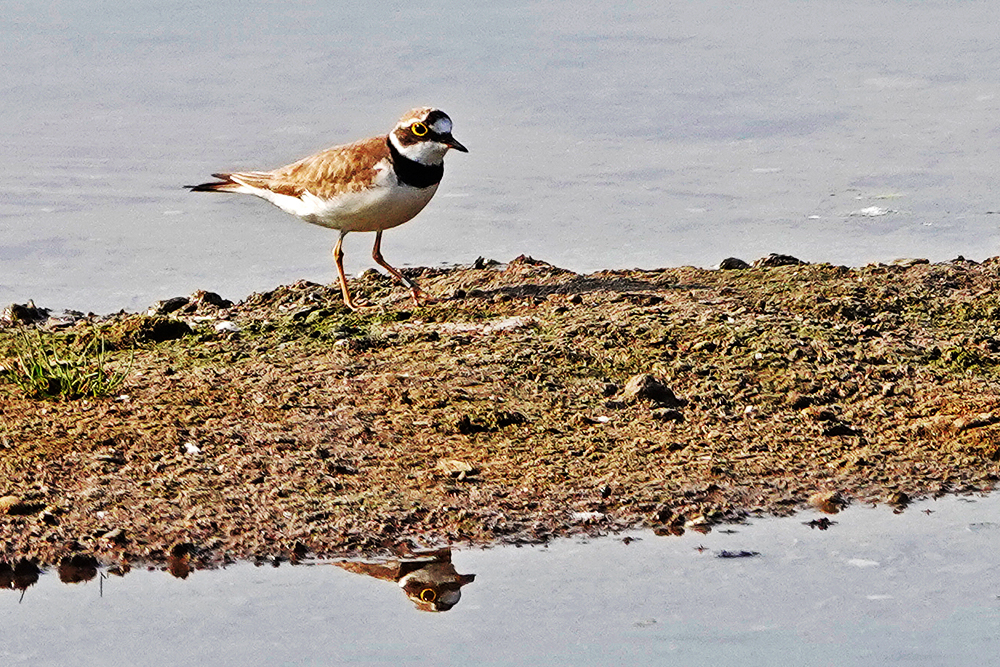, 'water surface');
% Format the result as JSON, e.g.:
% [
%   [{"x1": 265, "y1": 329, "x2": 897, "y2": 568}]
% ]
[
  {"x1": 2, "y1": 1, "x2": 1000, "y2": 312},
  {"x1": 3, "y1": 495, "x2": 999, "y2": 666}
]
